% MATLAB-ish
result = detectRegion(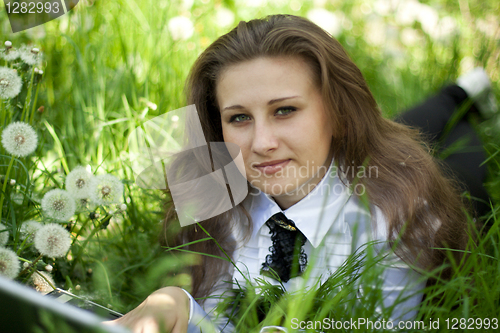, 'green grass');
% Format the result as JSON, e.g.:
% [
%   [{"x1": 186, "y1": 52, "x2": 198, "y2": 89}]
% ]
[{"x1": 1, "y1": 0, "x2": 499, "y2": 331}]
